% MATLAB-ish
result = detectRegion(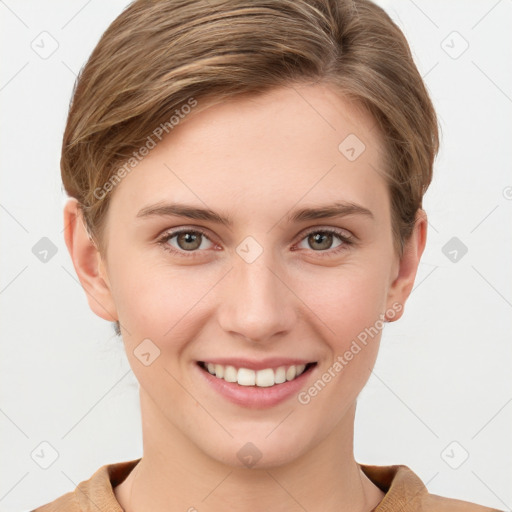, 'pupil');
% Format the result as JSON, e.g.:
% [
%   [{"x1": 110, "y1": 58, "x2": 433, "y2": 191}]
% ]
[
  {"x1": 310, "y1": 232, "x2": 332, "y2": 250},
  {"x1": 179, "y1": 232, "x2": 200, "y2": 250}
]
